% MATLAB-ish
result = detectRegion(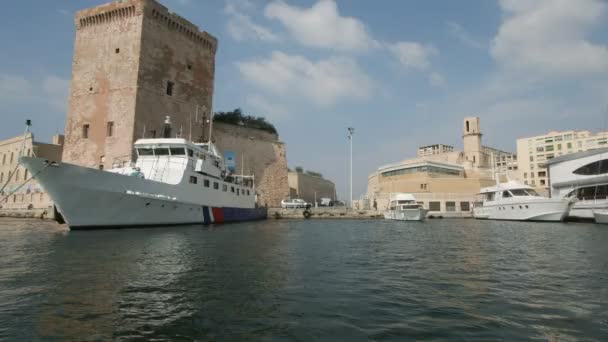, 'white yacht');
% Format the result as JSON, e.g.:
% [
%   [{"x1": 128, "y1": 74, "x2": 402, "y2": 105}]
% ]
[
  {"x1": 20, "y1": 133, "x2": 266, "y2": 229},
  {"x1": 383, "y1": 193, "x2": 428, "y2": 221},
  {"x1": 473, "y1": 181, "x2": 574, "y2": 222}
]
